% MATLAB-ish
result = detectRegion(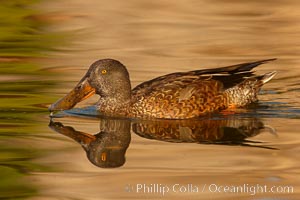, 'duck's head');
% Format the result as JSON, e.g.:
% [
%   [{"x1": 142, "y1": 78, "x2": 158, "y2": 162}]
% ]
[{"x1": 49, "y1": 59, "x2": 132, "y2": 111}]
